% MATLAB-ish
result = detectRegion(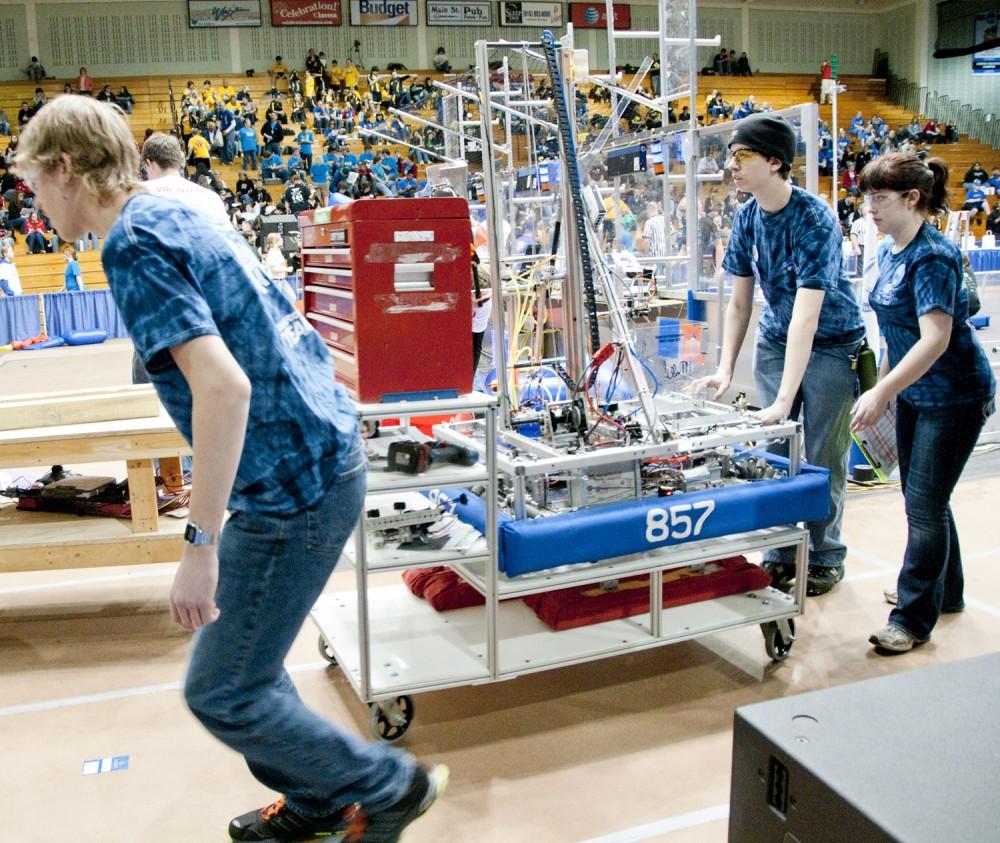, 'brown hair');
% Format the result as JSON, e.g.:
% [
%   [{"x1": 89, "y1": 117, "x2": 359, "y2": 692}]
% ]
[{"x1": 858, "y1": 152, "x2": 950, "y2": 217}]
